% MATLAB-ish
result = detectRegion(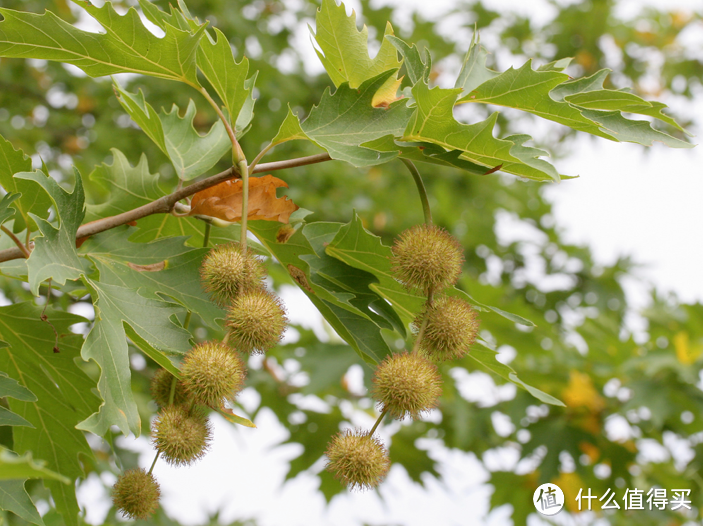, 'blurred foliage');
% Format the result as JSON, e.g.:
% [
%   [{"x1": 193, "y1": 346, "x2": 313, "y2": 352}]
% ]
[{"x1": 0, "y1": 0, "x2": 701, "y2": 525}]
